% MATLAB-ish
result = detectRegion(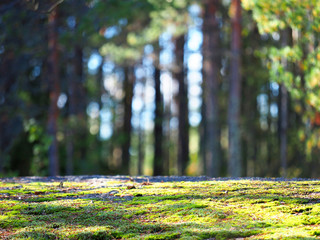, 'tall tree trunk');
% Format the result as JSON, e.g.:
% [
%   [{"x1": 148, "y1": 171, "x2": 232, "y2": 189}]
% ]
[
  {"x1": 163, "y1": 102, "x2": 171, "y2": 176},
  {"x1": 67, "y1": 45, "x2": 84, "y2": 175},
  {"x1": 69, "y1": 46, "x2": 85, "y2": 116},
  {"x1": 228, "y1": 0, "x2": 242, "y2": 177},
  {"x1": 200, "y1": 8, "x2": 207, "y2": 175},
  {"x1": 47, "y1": 6, "x2": 60, "y2": 176},
  {"x1": 153, "y1": 61, "x2": 164, "y2": 176},
  {"x1": 0, "y1": 50, "x2": 16, "y2": 175},
  {"x1": 199, "y1": 93, "x2": 207, "y2": 175},
  {"x1": 137, "y1": 72, "x2": 145, "y2": 176},
  {"x1": 138, "y1": 111, "x2": 145, "y2": 175},
  {"x1": 280, "y1": 29, "x2": 289, "y2": 178},
  {"x1": 280, "y1": 84, "x2": 288, "y2": 177},
  {"x1": 175, "y1": 35, "x2": 189, "y2": 176},
  {"x1": 202, "y1": 0, "x2": 221, "y2": 177},
  {"x1": 266, "y1": 84, "x2": 272, "y2": 175},
  {"x1": 122, "y1": 66, "x2": 134, "y2": 175}
]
